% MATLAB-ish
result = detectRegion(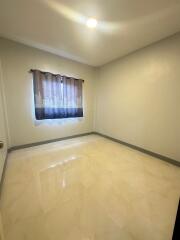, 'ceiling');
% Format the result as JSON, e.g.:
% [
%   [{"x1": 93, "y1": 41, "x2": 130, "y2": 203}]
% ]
[{"x1": 0, "y1": 0, "x2": 180, "y2": 66}]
